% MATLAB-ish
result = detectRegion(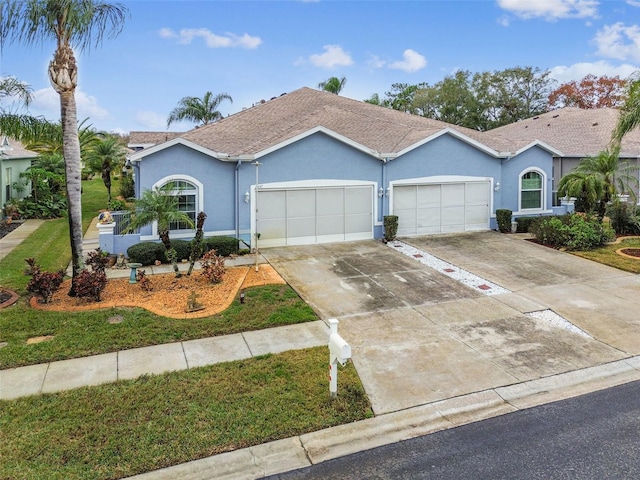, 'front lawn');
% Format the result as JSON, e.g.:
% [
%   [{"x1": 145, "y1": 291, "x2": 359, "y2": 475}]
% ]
[
  {"x1": 0, "y1": 284, "x2": 317, "y2": 369},
  {"x1": 571, "y1": 237, "x2": 640, "y2": 273},
  {"x1": 1, "y1": 347, "x2": 372, "y2": 480}
]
